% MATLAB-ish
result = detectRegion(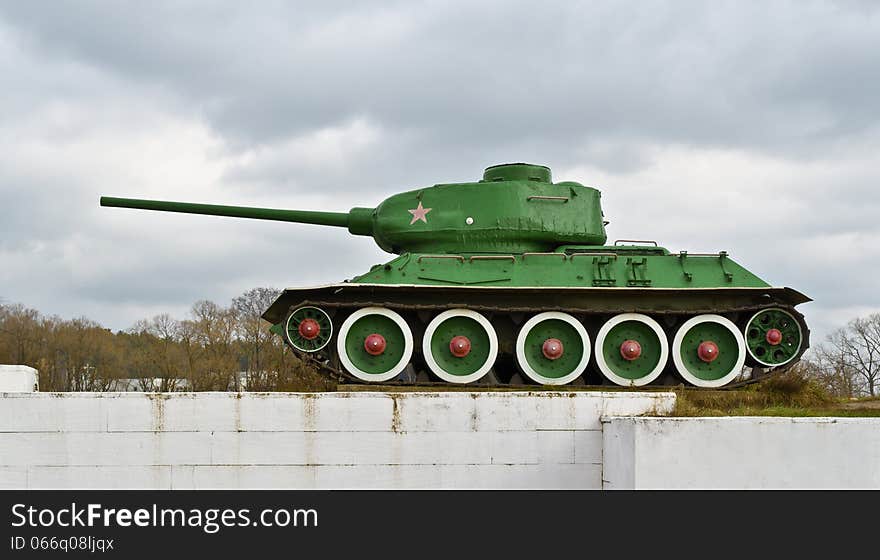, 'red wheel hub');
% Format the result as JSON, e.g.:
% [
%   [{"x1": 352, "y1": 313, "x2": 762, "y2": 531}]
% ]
[
  {"x1": 542, "y1": 338, "x2": 564, "y2": 360},
  {"x1": 766, "y1": 329, "x2": 783, "y2": 346},
  {"x1": 697, "y1": 341, "x2": 720, "y2": 363},
  {"x1": 364, "y1": 334, "x2": 386, "y2": 356},
  {"x1": 620, "y1": 340, "x2": 642, "y2": 361},
  {"x1": 298, "y1": 318, "x2": 320, "y2": 340},
  {"x1": 449, "y1": 336, "x2": 471, "y2": 358}
]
